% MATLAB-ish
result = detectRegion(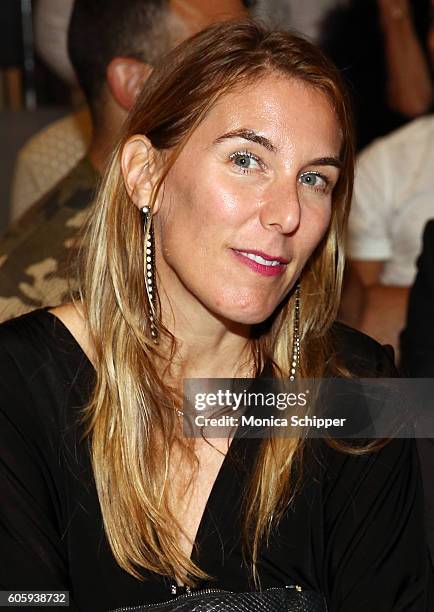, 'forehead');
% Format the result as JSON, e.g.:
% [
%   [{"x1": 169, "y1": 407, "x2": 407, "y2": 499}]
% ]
[{"x1": 191, "y1": 74, "x2": 342, "y2": 156}]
